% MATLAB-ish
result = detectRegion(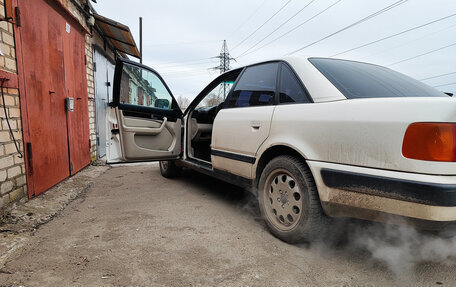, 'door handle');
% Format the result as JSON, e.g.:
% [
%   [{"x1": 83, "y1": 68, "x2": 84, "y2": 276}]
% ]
[
  {"x1": 148, "y1": 117, "x2": 167, "y2": 134},
  {"x1": 122, "y1": 117, "x2": 167, "y2": 135},
  {"x1": 250, "y1": 121, "x2": 261, "y2": 129}
]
